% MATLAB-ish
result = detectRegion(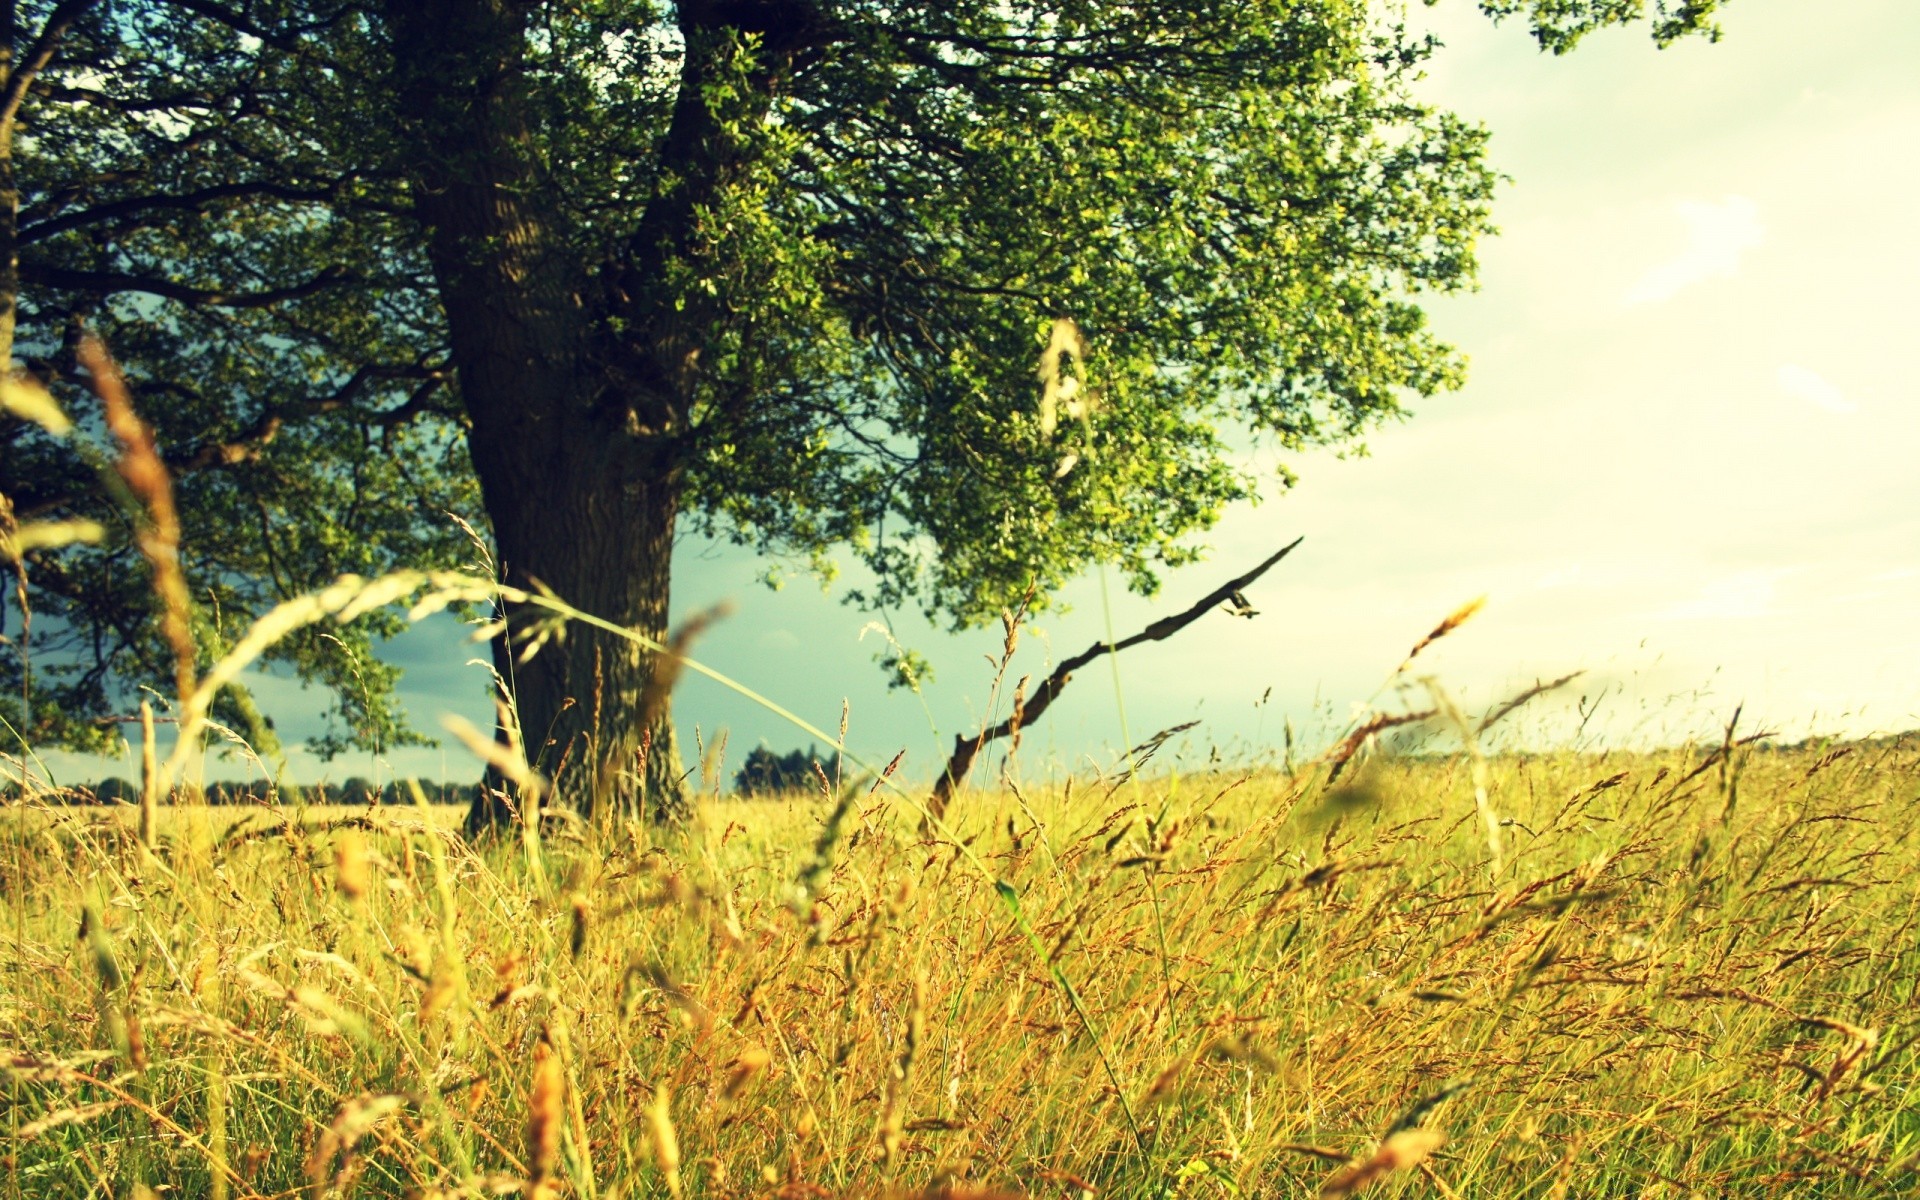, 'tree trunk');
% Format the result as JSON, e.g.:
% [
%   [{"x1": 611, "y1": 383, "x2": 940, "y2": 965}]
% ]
[
  {"x1": 467, "y1": 451, "x2": 690, "y2": 829},
  {"x1": 1, "y1": 1, "x2": 23, "y2": 368},
  {"x1": 385, "y1": 0, "x2": 690, "y2": 830}
]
